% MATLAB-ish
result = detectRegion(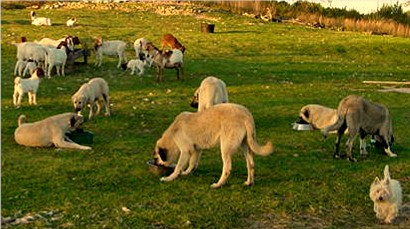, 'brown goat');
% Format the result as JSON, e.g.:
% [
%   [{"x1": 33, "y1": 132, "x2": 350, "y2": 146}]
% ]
[
  {"x1": 146, "y1": 43, "x2": 184, "y2": 82},
  {"x1": 161, "y1": 34, "x2": 186, "y2": 53}
]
